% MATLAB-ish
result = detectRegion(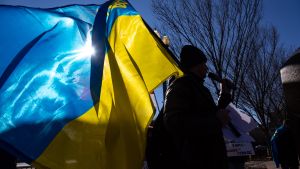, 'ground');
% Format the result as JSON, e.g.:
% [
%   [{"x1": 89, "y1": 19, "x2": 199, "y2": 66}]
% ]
[{"x1": 245, "y1": 161, "x2": 277, "y2": 169}]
